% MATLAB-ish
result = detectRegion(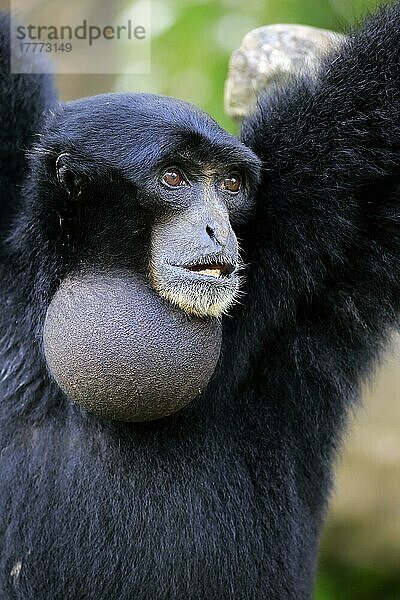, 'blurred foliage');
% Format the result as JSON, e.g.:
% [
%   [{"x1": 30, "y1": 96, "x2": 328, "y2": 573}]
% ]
[
  {"x1": 315, "y1": 559, "x2": 400, "y2": 600},
  {"x1": 118, "y1": 1, "x2": 398, "y2": 598},
  {"x1": 116, "y1": 0, "x2": 382, "y2": 133}
]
